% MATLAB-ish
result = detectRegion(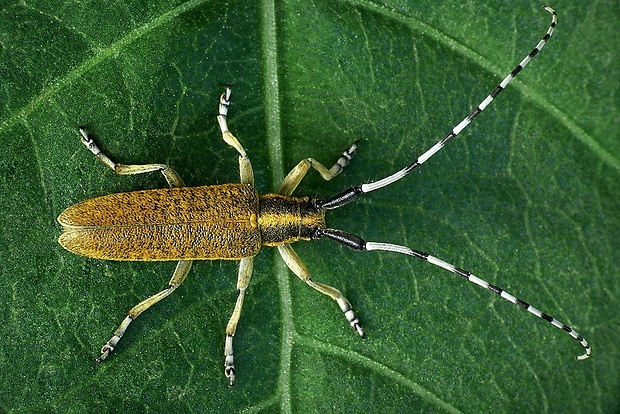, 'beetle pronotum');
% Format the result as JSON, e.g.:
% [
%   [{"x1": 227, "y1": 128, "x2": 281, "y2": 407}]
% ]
[{"x1": 58, "y1": 6, "x2": 590, "y2": 386}]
